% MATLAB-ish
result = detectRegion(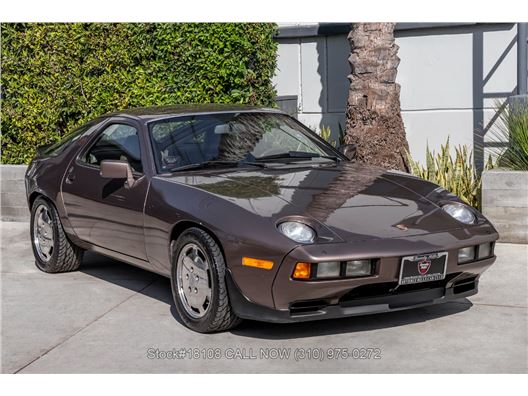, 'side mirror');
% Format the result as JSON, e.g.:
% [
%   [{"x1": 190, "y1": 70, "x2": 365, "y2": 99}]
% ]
[
  {"x1": 338, "y1": 143, "x2": 357, "y2": 160},
  {"x1": 100, "y1": 160, "x2": 136, "y2": 188}
]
